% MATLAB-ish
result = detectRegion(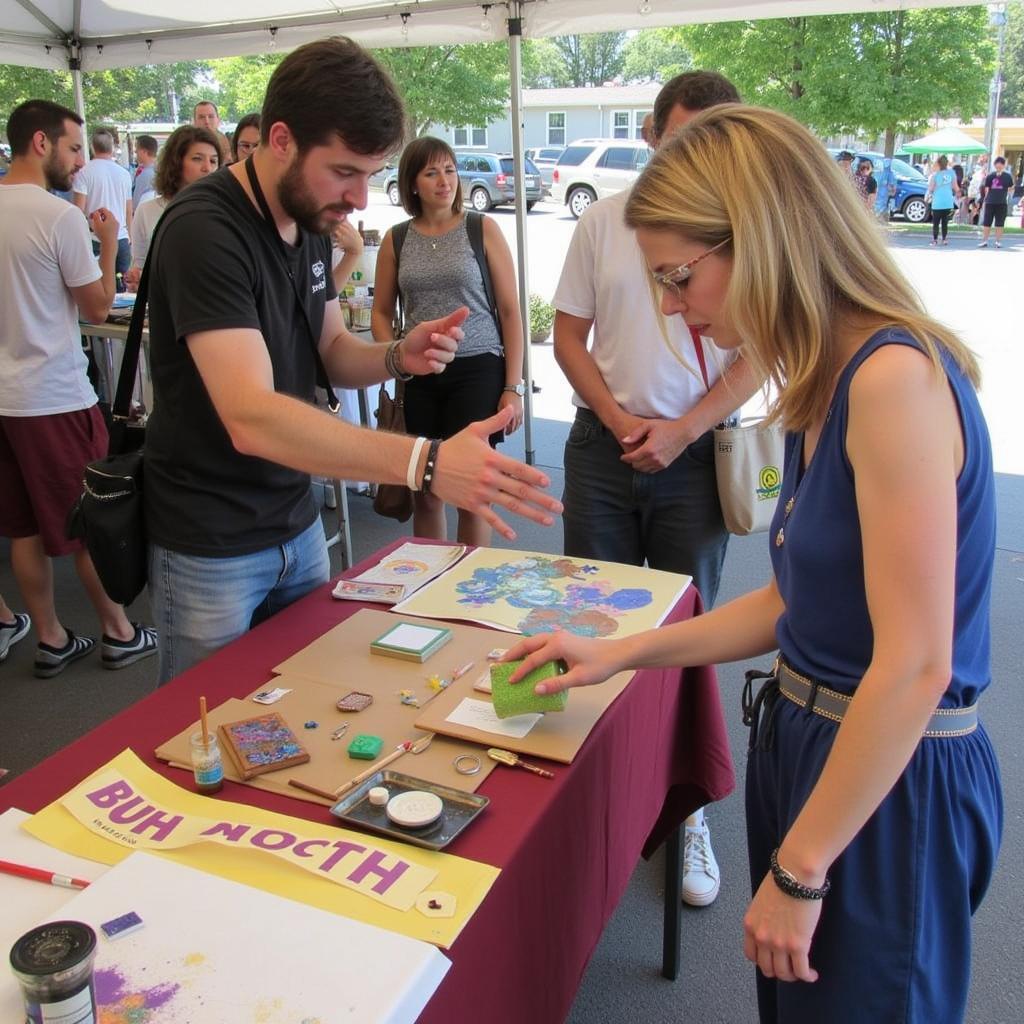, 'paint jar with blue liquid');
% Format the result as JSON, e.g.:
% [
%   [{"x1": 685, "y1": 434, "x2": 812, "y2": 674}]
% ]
[
  {"x1": 190, "y1": 729, "x2": 224, "y2": 794},
  {"x1": 9, "y1": 920, "x2": 98, "y2": 1023}
]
